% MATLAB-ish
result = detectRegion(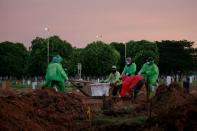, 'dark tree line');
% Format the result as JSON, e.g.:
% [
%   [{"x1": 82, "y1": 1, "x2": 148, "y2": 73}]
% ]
[
  {"x1": 0, "y1": 41, "x2": 28, "y2": 77},
  {"x1": 28, "y1": 36, "x2": 73, "y2": 76},
  {"x1": 0, "y1": 36, "x2": 196, "y2": 78},
  {"x1": 156, "y1": 40, "x2": 196, "y2": 74}
]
